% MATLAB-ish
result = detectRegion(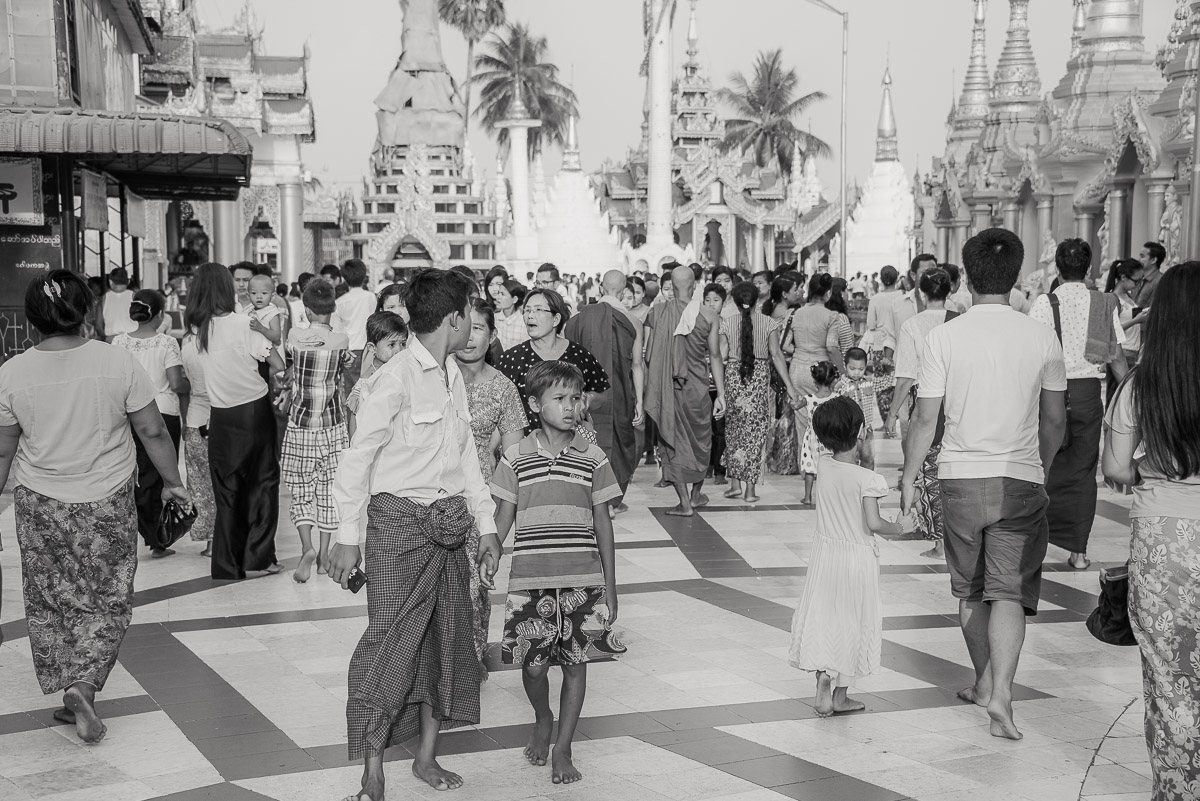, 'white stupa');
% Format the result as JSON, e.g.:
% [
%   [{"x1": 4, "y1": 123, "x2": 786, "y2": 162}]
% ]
[
  {"x1": 534, "y1": 116, "x2": 623, "y2": 274},
  {"x1": 846, "y1": 69, "x2": 914, "y2": 276}
]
